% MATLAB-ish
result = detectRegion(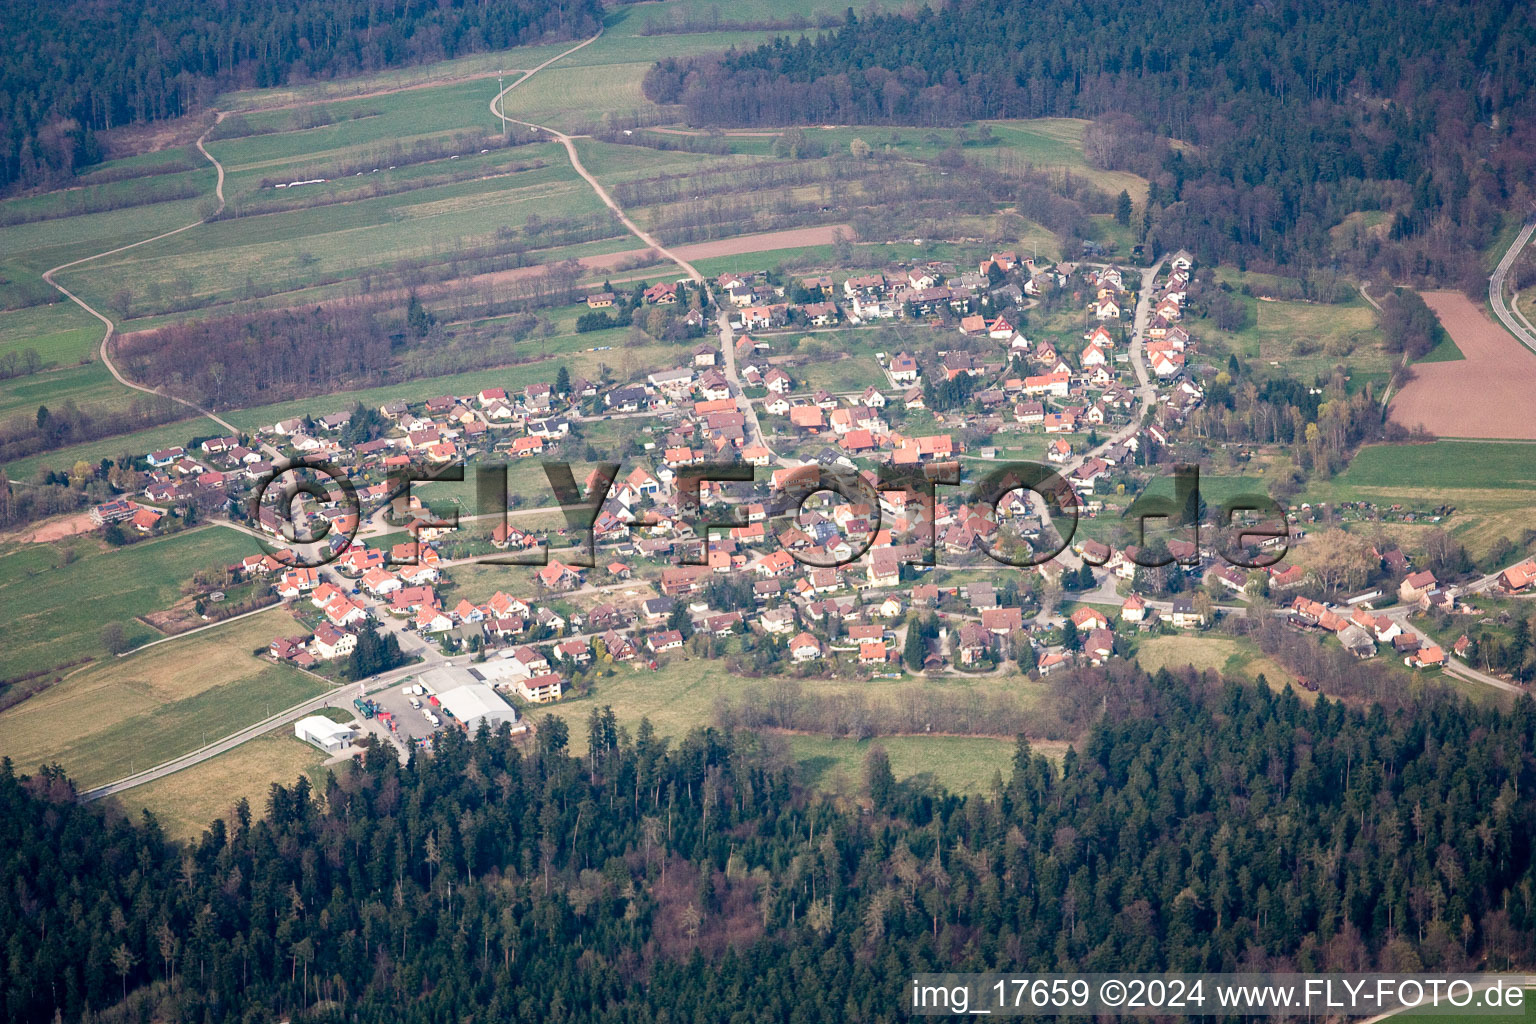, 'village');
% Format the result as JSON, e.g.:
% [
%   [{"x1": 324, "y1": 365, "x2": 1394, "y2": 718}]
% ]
[{"x1": 68, "y1": 235, "x2": 1535, "y2": 757}]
